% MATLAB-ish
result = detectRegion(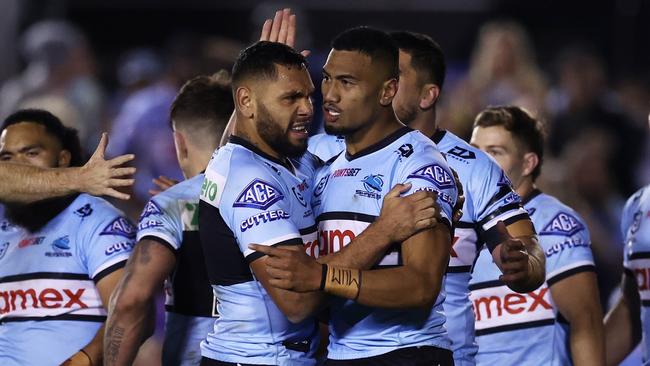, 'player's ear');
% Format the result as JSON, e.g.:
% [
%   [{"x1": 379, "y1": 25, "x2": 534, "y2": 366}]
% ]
[
  {"x1": 235, "y1": 86, "x2": 255, "y2": 119},
  {"x1": 58, "y1": 150, "x2": 71, "y2": 167},
  {"x1": 380, "y1": 78, "x2": 398, "y2": 107},
  {"x1": 173, "y1": 130, "x2": 188, "y2": 160},
  {"x1": 419, "y1": 84, "x2": 440, "y2": 110},
  {"x1": 521, "y1": 152, "x2": 539, "y2": 178}
]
